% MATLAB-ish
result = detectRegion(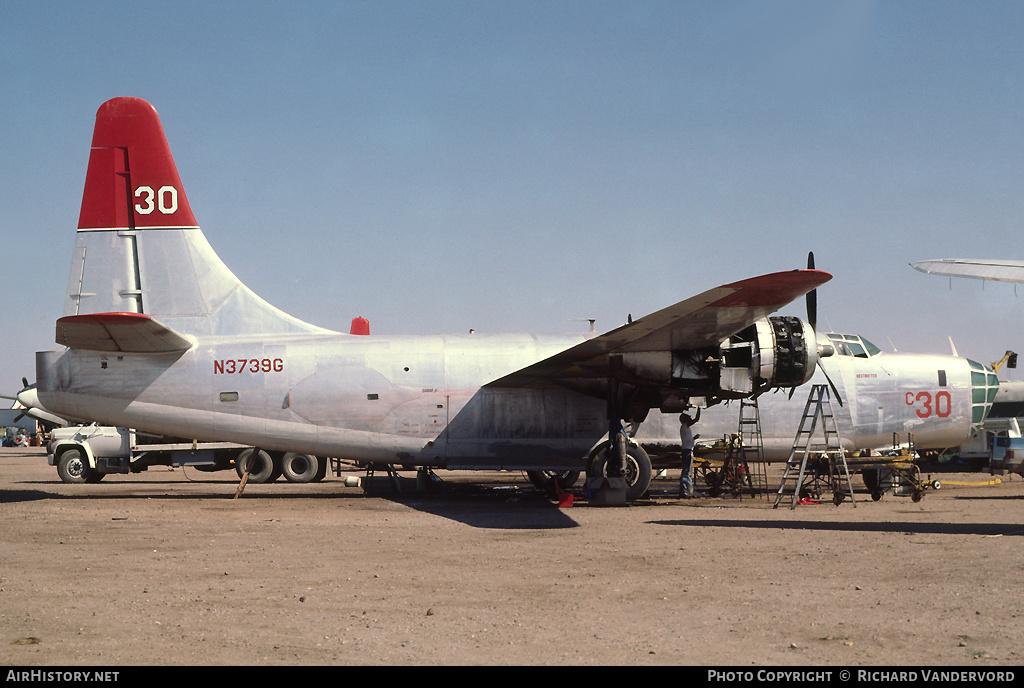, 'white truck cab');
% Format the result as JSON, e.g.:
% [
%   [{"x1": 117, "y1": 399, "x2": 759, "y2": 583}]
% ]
[{"x1": 47, "y1": 425, "x2": 132, "y2": 482}]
